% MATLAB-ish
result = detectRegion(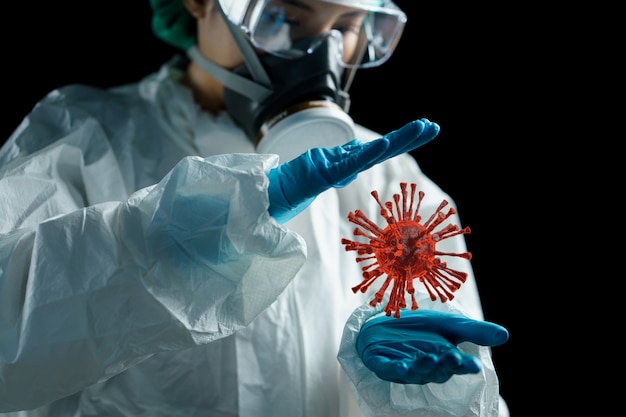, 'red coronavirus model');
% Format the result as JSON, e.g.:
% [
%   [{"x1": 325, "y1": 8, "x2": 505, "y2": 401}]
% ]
[{"x1": 341, "y1": 182, "x2": 472, "y2": 318}]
